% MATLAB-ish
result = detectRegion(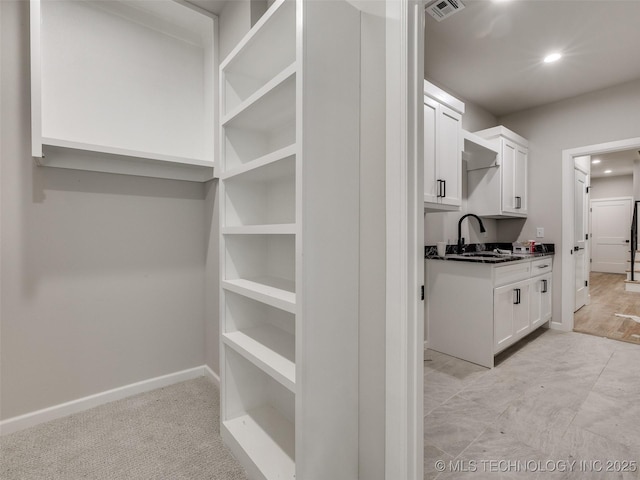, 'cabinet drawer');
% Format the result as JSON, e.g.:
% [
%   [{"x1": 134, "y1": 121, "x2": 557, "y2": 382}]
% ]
[
  {"x1": 531, "y1": 258, "x2": 553, "y2": 276},
  {"x1": 494, "y1": 262, "x2": 531, "y2": 287}
]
